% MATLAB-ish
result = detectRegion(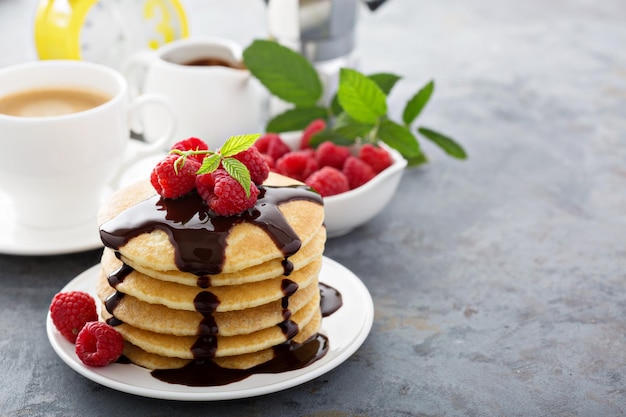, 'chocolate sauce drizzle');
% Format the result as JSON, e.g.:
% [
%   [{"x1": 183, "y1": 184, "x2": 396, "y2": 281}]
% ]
[
  {"x1": 319, "y1": 282, "x2": 343, "y2": 317},
  {"x1": 151, "y1": 279, "x2": 340, "y2": 385},
  {"x1": 99, "y1": 185, "x2": 322, "y2": 276},
  {"x1": 104, "y1": 263, "x2": 131, "y2": 327},
  {"x1": 103, "y1": 259, "x2": 343, "y2": 386},
  {"x1": 278, "y1": 279, "x2": 299, "y2": 339},
  {"x1": 98, "y1": 183, "x2": 347, "y2": 386},
  {"x1": 107, "y1": 263, "x2": 133, "y2": 287},
  {"x1": 152, "y1": 333, "x2": 329, "y2": 387},
  {"x1": 194, "y1": 290, "x2": 220, "y2": 341}
]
